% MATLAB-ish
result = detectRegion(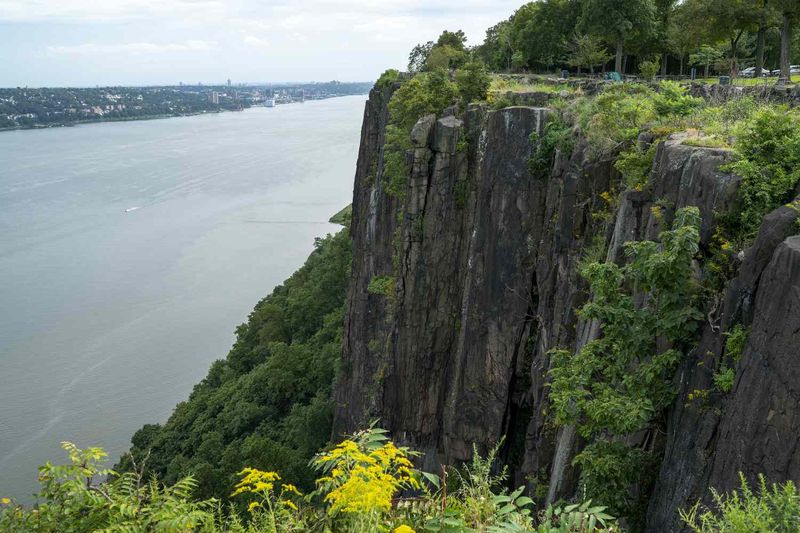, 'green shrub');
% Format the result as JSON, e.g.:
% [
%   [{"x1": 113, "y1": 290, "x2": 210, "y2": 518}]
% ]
[
  {"x1": 681, "y1": 474, "x2": 800, "y2": 532},
  {"x1": 639, "y1": 58, "x2": 660, "y2": 81},
  {"x1": 572, "y1": 440, "x2": 652, "y2": 519},
  {"x1": 375, "y1": 69, "x2": 401, "y2": 91},
  {"x1": 713, "y1": 367, "x2": 736, "y2": 393},
  {"x1": 382, "y1": 124, "x2": 413, "y2": 198},
  {"x1": 535, "y1": 500, "x2": 616, "y2": 532},
  {"x1": 0, "y1": 442, "x2": 217, "y2": 532},
  {"x1": 615, "y1": 142, "x2": 658, "y2": 190},
  {"x1": 725, "y1": 107, "x2": 800, "y2": 241},
  {"x1": 367, "y1": 275, "x2": 396, "y2": 300},
  {"x1": 550, "y1": 207, "x2": 703, "y2": 516},
  {"x1": 653, "y1": 81, "x2": 703, "y2": 117},
  {"x1": 454, "y1": 60, "x2": 491, "y2": 105},
  {"x1": 580, "y1": 83, "x2": 656, "y2": 156},
  {"x1": 387, "y1": 69, "x2": 458, "y2": 131},
  {"x1": 528, "y1": 114, "x2": 575, "y2": 178},
  {"x1": 724, "y1": 325, "x2": 747, "y2": 362},
  {"x1": 2, "y1": 430, "x2": 617, "y2": 532}
]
